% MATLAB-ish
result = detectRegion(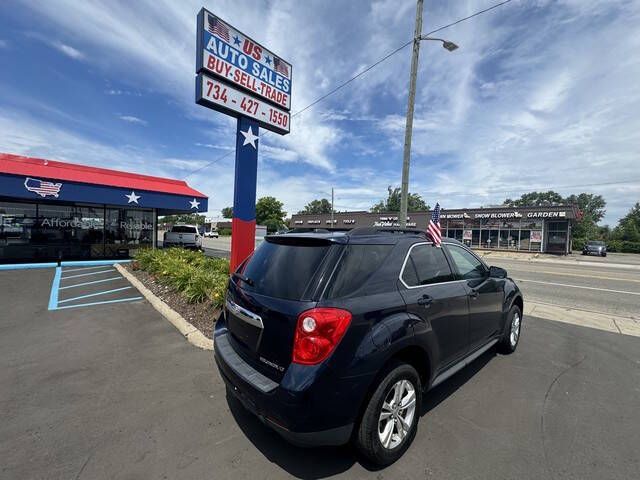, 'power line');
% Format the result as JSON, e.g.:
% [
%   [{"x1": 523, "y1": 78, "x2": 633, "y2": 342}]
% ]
[
  {"x1": 420, "y1": 178, "x2": 640, "y2": 197},
  {"x1": 184, "y1": 0, "x2": 513, "y2": 179},
  {"x1": 322, "y1": 178, "x2": 640, "y2": 211}
]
